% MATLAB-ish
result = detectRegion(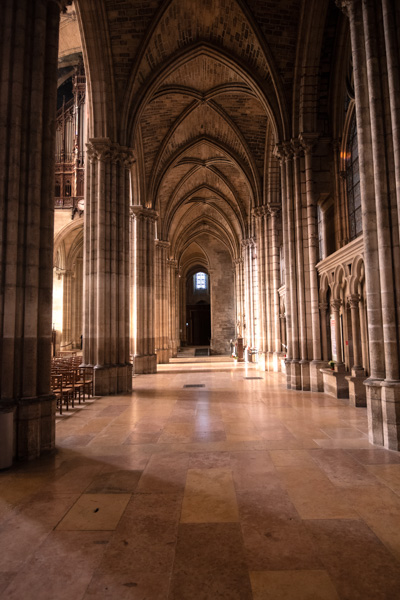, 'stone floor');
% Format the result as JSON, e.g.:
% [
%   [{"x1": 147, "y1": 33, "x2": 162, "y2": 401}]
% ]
[{"x1": 2, "y1": 359, "x2": 400, "y2": 599}]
